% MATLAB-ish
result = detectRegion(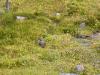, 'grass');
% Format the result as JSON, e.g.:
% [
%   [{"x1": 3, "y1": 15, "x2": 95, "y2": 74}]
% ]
[{"x1": 0, "y1": 0, "x2": 100, "y2": 75}]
